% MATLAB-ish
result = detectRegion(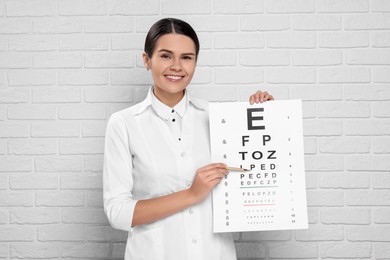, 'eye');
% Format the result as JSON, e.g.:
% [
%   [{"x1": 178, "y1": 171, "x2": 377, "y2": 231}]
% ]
[
  {"x1": 182, "y1": 56, "x2": 193, "y2": 60},
  {"x1": 160, "y1": 53, "x2": 171, "y2": 59}
]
